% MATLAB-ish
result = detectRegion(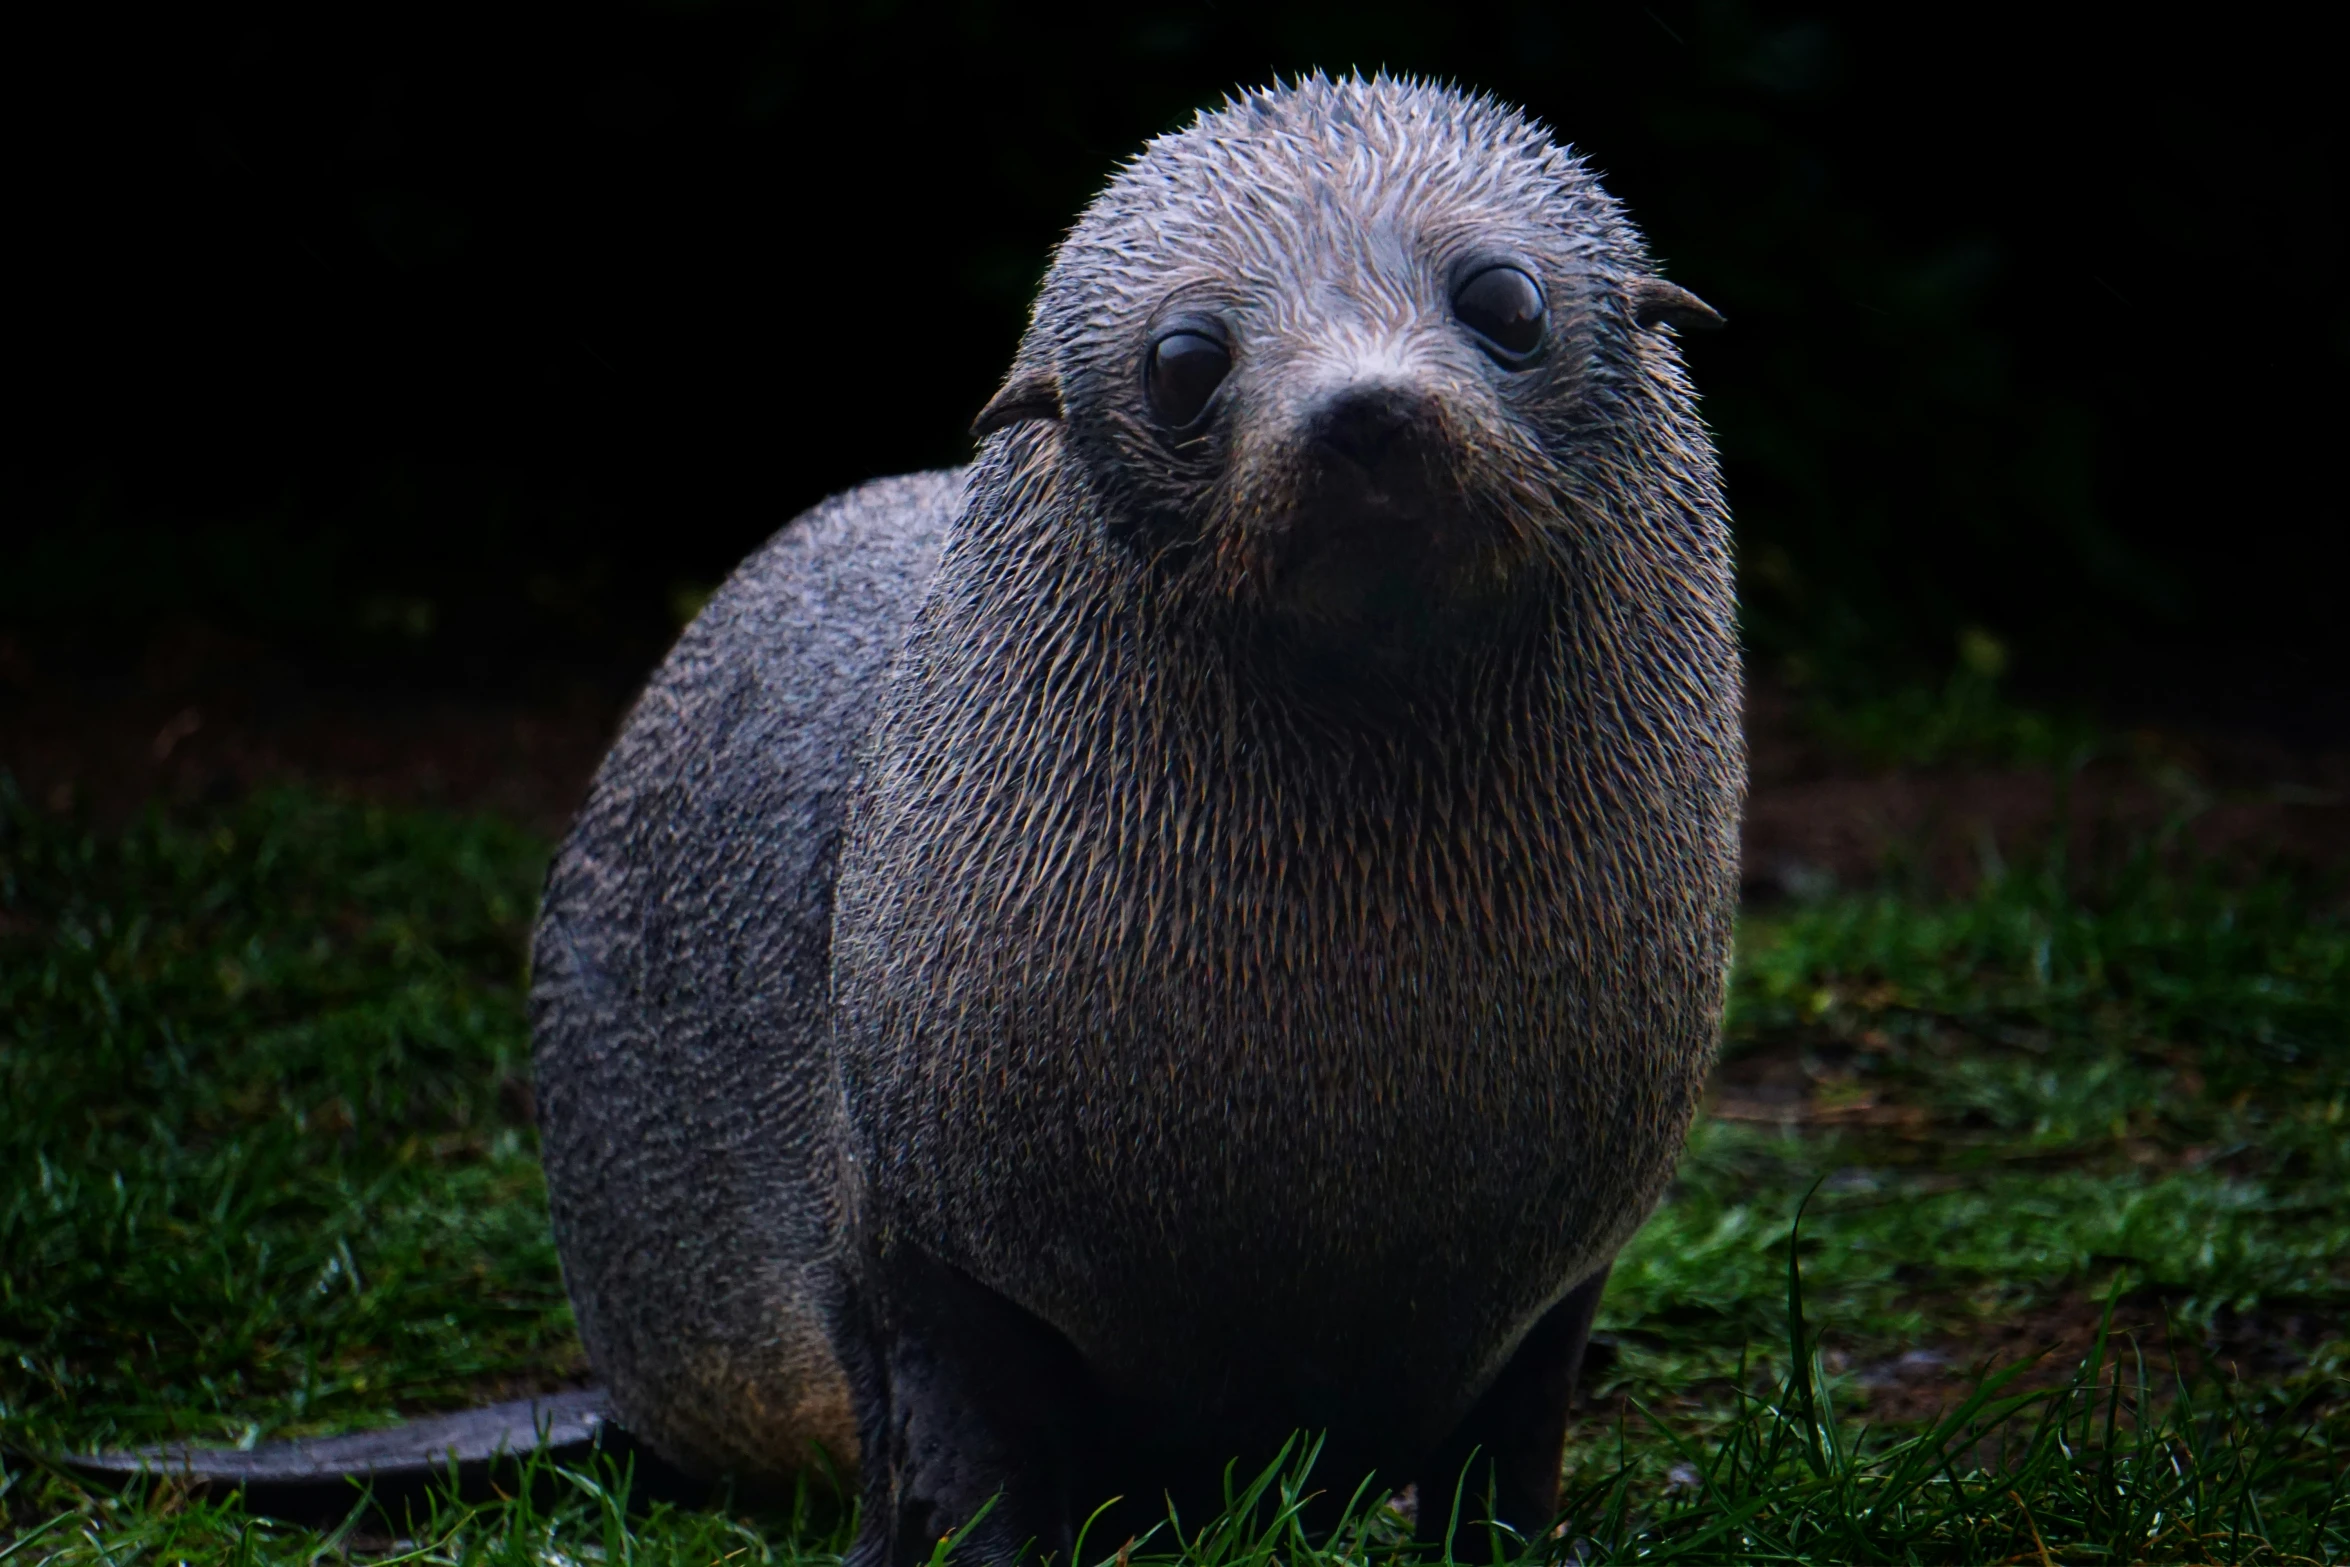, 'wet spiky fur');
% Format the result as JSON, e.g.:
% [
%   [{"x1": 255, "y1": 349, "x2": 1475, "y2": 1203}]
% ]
[{"x1": 532, "y1": 72, "x2": 1741, "y2": 1560}]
